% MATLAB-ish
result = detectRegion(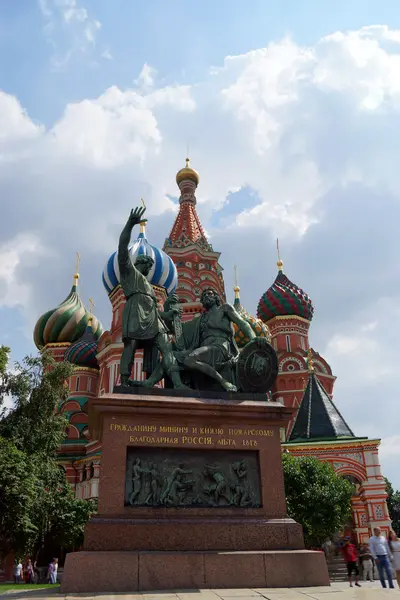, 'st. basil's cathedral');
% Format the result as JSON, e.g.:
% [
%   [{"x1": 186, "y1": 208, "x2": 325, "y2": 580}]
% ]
[{"x1": 33, "y1": 159, "x2": 391, "y2": 545}]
